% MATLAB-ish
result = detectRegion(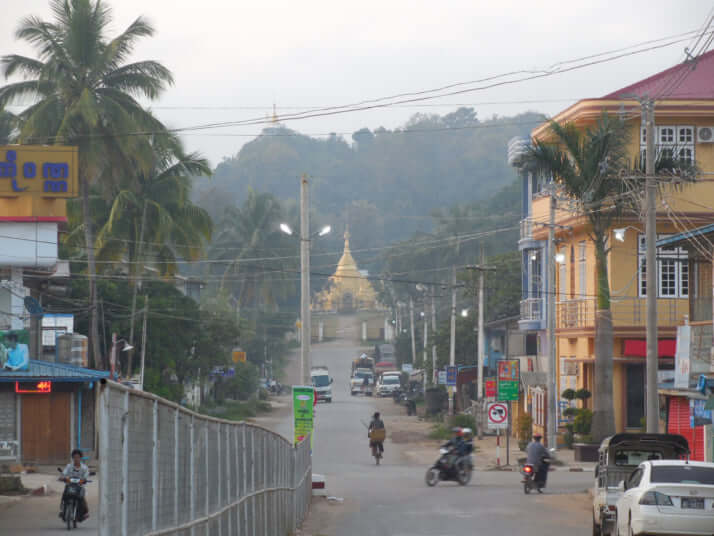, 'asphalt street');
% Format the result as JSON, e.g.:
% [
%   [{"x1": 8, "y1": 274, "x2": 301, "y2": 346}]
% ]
[{"x1": 268, "y1": 318, "x2": 594, "y2": 536}]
